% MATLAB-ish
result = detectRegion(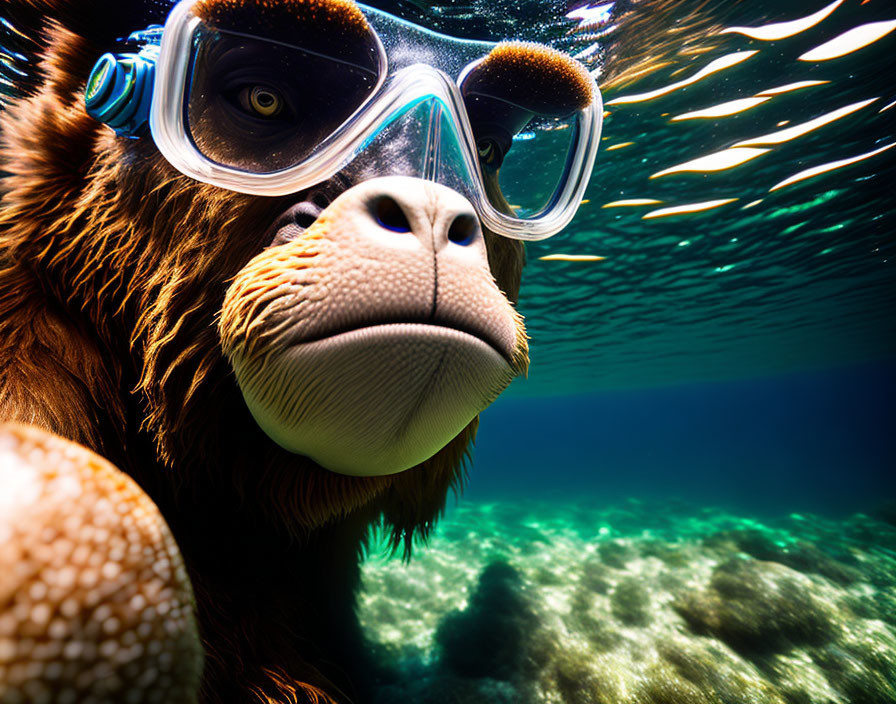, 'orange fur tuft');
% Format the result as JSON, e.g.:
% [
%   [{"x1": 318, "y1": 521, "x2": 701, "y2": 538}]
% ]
[
  {"x1": 196, "y1": 0, "x2": 369, "y2": 31},
  {"x1": 469, "y1": 41, "x2": 595, "y2": 115},
  {"x1": 194, "y1": 0, "x2": 377, "y2": 67}
]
